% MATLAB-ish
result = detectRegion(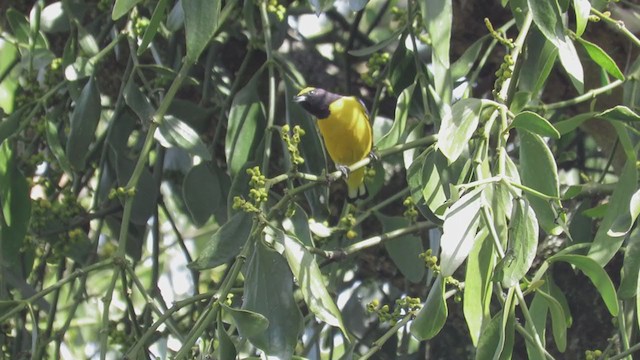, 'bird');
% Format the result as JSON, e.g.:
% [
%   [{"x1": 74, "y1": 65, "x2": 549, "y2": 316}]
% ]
[{"x1": 293, "y1": 87, "x2": 373, "y2": 200}]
